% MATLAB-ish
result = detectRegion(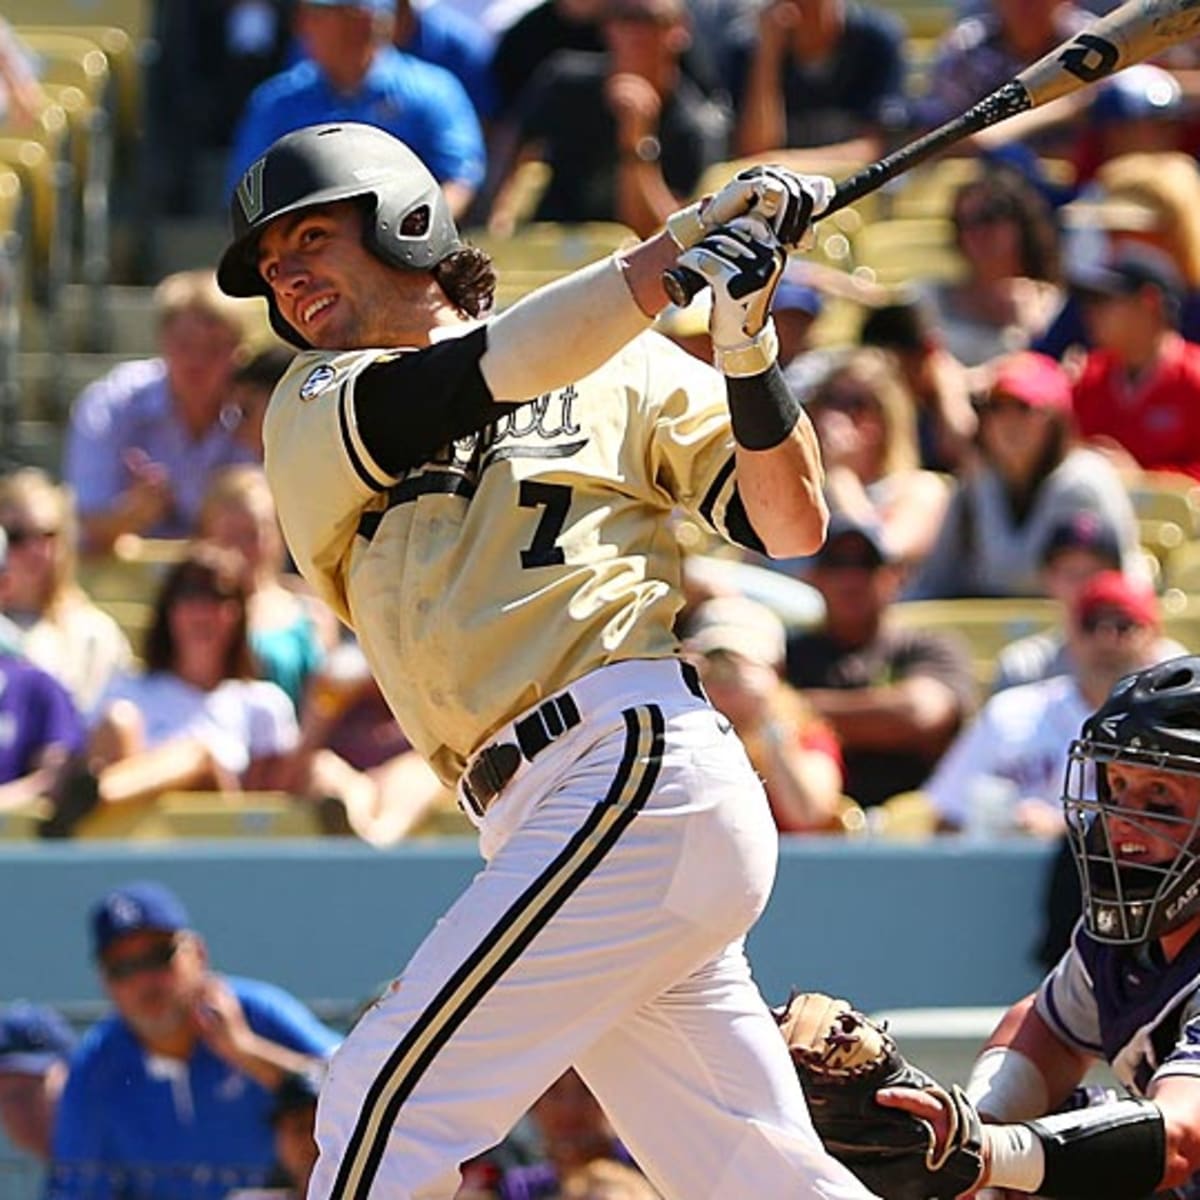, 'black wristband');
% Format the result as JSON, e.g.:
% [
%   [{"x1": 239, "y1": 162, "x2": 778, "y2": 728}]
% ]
[
  {"x1": 1028, "y1": 1098, "x2": 1166, "y2": 1200},
  {"x1": 726, "y1": 363, "x2": 802, "y2": 450}
]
